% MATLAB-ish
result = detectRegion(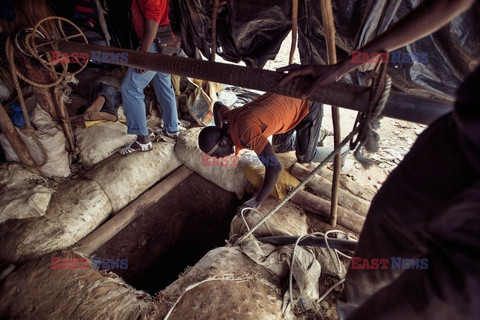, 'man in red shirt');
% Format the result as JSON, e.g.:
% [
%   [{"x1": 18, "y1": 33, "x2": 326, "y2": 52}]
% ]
[
  {"x1": 198, "y1": 93, "x2": 345, "y2": 211},
  {"x1": 120, "y1": 0, "x2": 179, "y2": 154}
]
